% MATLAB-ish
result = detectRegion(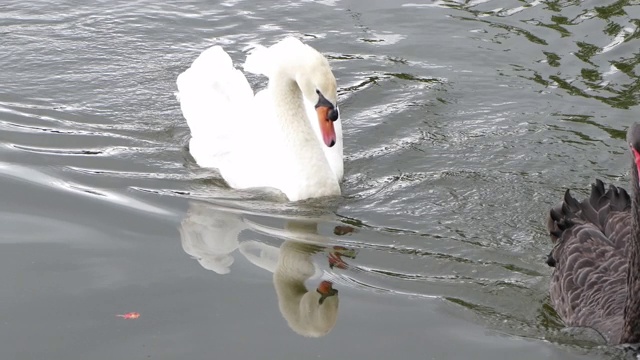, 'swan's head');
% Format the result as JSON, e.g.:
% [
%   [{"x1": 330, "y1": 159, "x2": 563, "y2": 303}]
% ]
[
  {"x1": 628, "y1": 123, "x2": 640, "y2": 181},
  {"x1": 297, "y1": 58, "x2": 339, "y2": 148}
]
